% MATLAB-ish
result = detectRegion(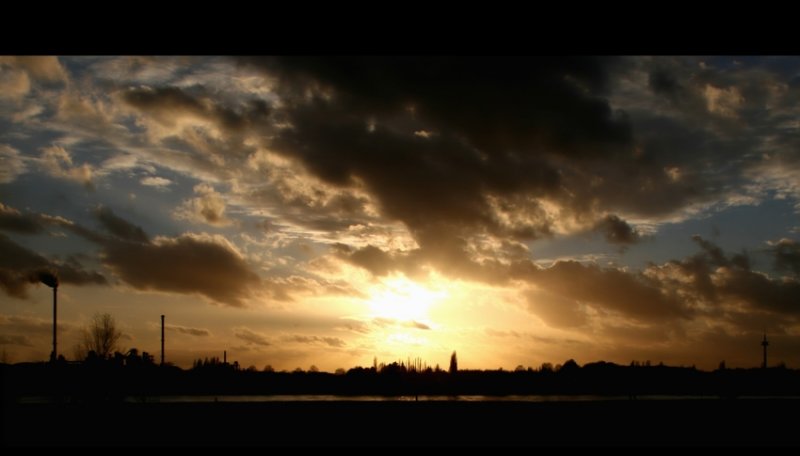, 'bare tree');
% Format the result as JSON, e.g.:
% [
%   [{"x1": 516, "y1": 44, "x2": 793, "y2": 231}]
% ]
[{"x1": 76, "y1": 313, "x2": 124, "y2": 359}]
